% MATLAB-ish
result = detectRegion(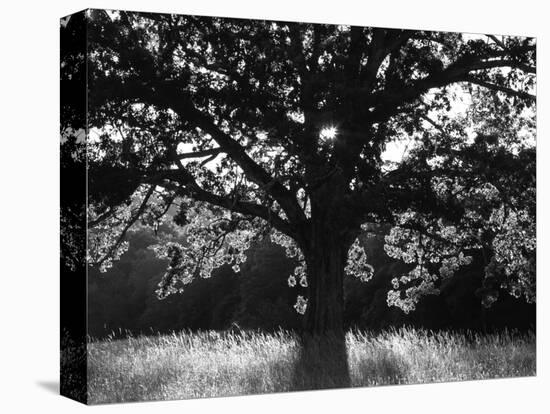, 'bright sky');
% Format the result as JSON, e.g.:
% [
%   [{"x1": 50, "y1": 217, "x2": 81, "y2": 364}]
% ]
[{"x1": 380, "y1": 84, "x2": 474, "y2": 165}]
